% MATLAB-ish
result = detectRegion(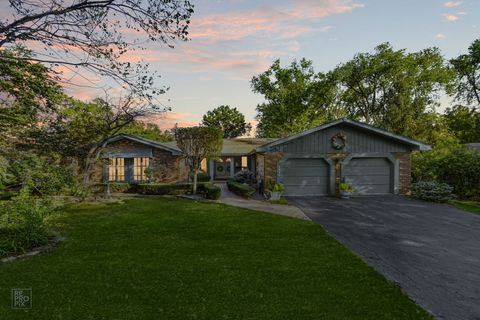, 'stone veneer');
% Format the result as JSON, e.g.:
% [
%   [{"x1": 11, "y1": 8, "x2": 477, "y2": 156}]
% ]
[
  {"x1": 395, "y1": 152, "x2": 412, "y2": 195},
  {"x1": 93, "y1": 138, "x2": 189, "y2": 183}
]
